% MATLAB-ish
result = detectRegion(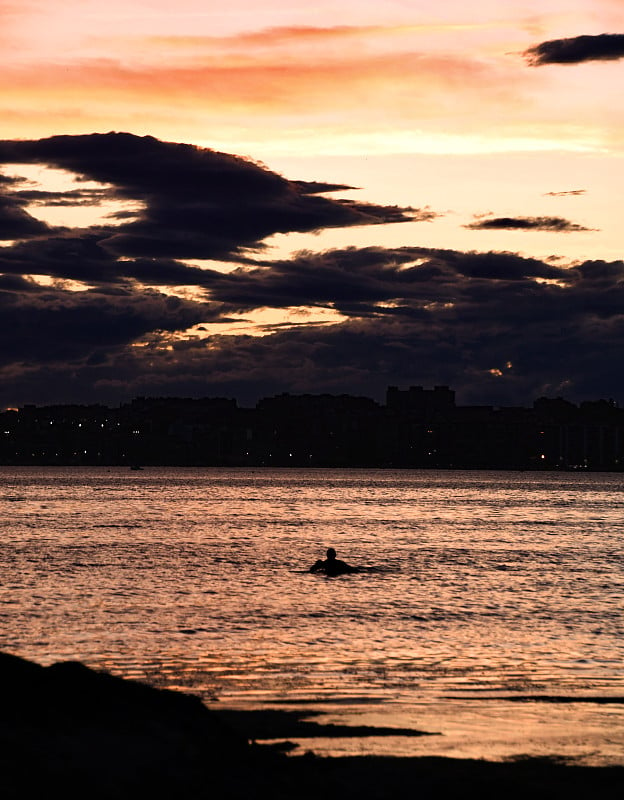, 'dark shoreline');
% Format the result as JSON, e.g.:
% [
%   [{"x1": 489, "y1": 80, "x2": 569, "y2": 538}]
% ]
[{"x1": 2, "y1": 651, "x2": 623, "y2": 799}]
